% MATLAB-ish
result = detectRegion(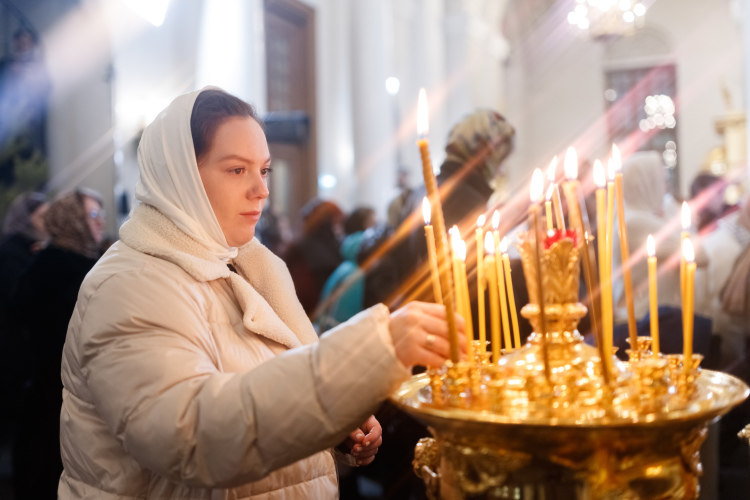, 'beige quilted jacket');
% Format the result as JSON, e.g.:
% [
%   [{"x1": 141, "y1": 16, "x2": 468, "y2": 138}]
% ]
[{"x1": 57, "y1": 205, "x2": 410, "y2": 499}]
